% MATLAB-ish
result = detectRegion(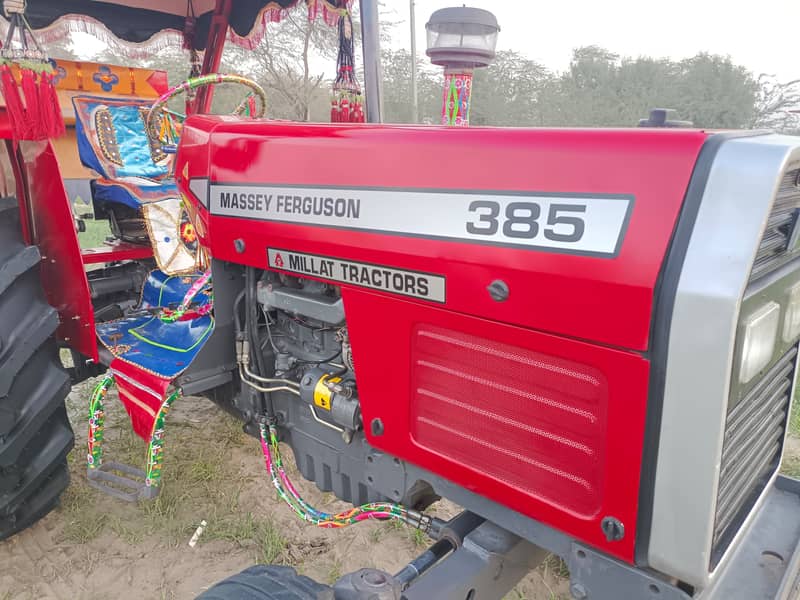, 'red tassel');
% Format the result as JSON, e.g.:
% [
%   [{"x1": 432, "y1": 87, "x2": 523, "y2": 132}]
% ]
[
  {"x1": 20, "y1": 70, "x2": 43, "y2": 139},
  {"x1": 330, "y1": 98, "x2": 339, "y2": 123},
  {"x1": 38, "y1": 71, "x2": 64, "y2": 138},
  {"x1": 1, "y1": 65, "x2": 29, "y2": 140},
  {"x1": 340, "y1": 96, "x2": 350, "y2": 123}
]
